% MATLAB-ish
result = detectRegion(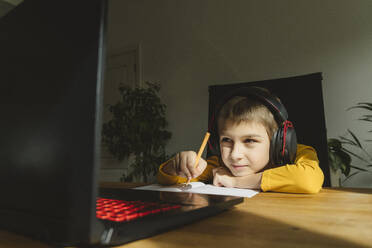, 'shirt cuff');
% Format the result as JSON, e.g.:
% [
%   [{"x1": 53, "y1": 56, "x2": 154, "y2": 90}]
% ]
[
  {"x1": 260, "y1": 169, "x2": 271, "y2": 192},
  {"x1": 157, "y1": 160, "x2": 187, "y2": 185}
]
